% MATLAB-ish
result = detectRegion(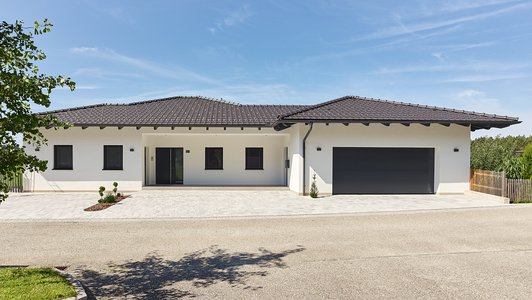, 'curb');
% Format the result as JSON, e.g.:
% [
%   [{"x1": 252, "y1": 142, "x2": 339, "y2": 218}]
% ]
[
  {"x1": 465, "y1": 190, "x2": 510, "y2": 204},
  {"x1": 53, "y1": 268, "x2": 87, "y2": 300}
]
